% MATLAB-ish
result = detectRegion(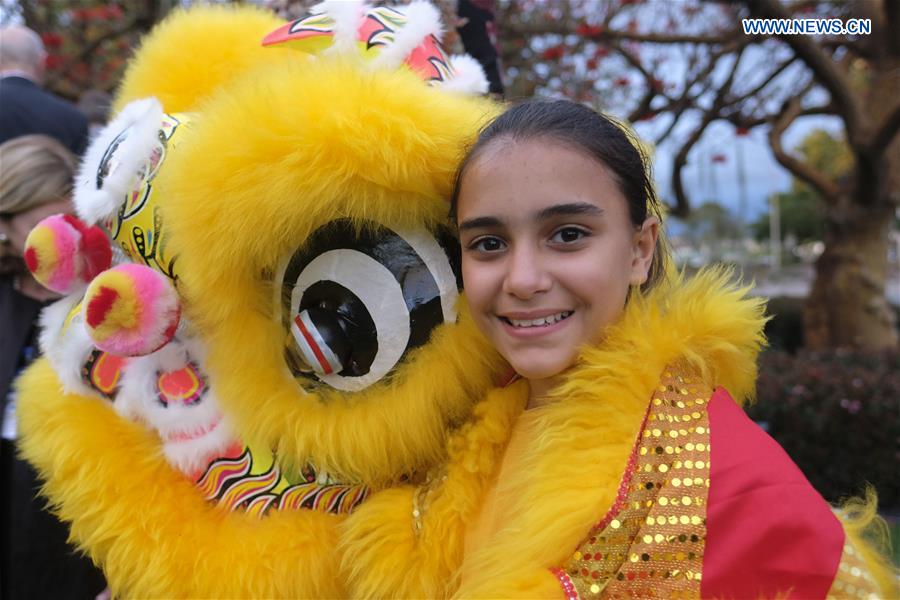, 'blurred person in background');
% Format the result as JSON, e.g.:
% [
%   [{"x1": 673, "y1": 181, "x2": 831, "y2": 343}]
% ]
[
  {"x1": 76, "y1": 89, "x2": 112, "y2": 140},
  {"x1": 0, "y1": 26, "x2": 88, "y2": 155},
  {"x1": 0, "y1": 135, "x2": 106, "y2": 599}
]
